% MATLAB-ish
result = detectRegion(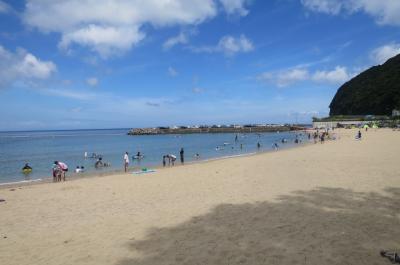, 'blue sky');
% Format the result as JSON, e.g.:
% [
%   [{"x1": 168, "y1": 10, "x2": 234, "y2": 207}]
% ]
[{"x1": 0, "y1": 0, "x2": 399, "y2": 130}]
